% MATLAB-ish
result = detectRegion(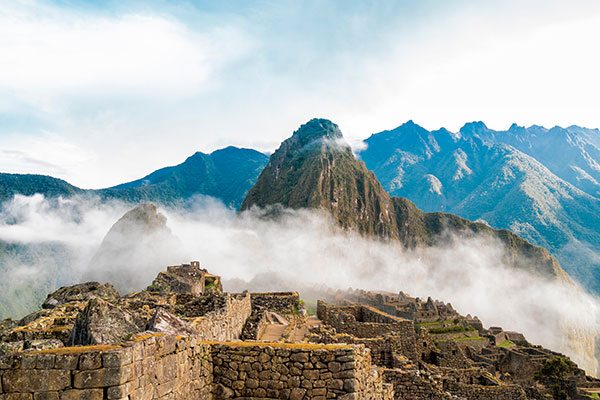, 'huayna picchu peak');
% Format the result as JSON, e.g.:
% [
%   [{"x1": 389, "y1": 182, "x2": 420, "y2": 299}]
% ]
[{"x1": 242, "y1": 118, "x2": 399, "y2": 239}]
